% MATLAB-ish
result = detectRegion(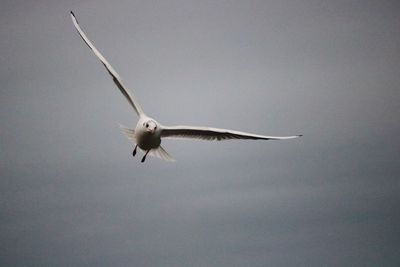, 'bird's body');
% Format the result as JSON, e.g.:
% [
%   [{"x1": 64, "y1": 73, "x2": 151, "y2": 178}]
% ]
[
  {"x1": 134, "y1": 117, "x2": 161, "y2": 151},
  {"x1": 71, "y1": 12, "x2": 301, "y2": 162}
]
